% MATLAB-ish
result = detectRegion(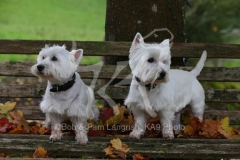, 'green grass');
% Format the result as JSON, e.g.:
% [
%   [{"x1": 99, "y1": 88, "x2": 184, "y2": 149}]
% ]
[{"x1": 0, "y1": 0, "x2": 106, "y2": 63}]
